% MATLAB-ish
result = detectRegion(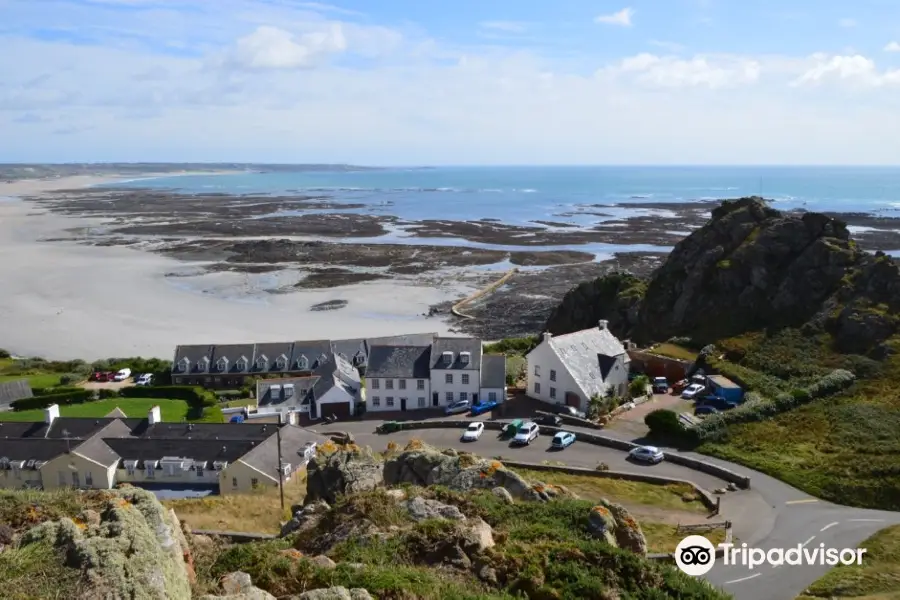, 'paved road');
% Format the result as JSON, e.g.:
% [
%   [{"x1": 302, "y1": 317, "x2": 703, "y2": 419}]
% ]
[{"x1": 316, "y1": 419, "x2": 900, "y2": 600}]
